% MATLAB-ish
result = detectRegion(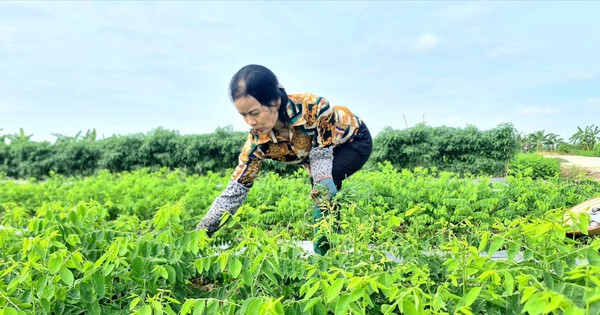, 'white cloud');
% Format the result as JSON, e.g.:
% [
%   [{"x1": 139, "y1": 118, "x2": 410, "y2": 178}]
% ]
[
  {"x1": 517, "y1": 106, "x2": 560, "y2": 115},
  {"x1": 413, "y1": 33, "x2": 439, "y2": 52}
]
